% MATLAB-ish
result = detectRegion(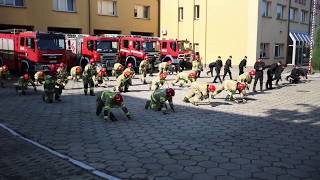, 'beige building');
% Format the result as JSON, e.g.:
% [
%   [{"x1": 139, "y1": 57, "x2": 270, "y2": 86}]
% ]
[
  {"x1": 0, "y1": 0, "x2": 159, "y2": 36},
  {"x1": 160, "y1": 0, "x2": 317, "y2": 66}
]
